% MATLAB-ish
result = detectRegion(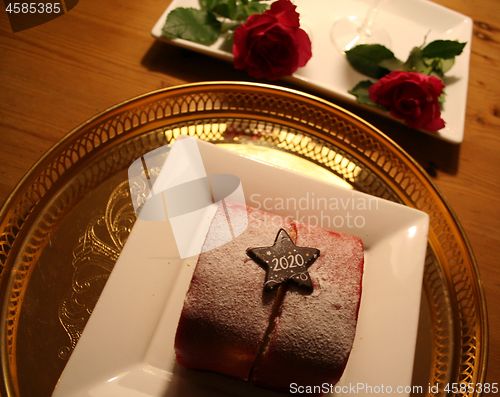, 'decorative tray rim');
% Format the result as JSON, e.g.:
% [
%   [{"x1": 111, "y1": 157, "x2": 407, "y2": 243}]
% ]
[{"x1": 0, "y1": 81, "x2": 488, "y2": 397}]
